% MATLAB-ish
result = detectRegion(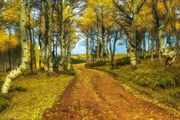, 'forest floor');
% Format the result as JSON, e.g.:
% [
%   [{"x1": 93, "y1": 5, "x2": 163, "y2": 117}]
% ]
[
  {"x1": 0, "y1": 72, "x2": 73, "y2": 120},
  {"x1": 94, "y1": 59, "x2": 180, "y2": 112},
  {"x1": 43, "y1": 64, "x2": 179, "y2": 120}
]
